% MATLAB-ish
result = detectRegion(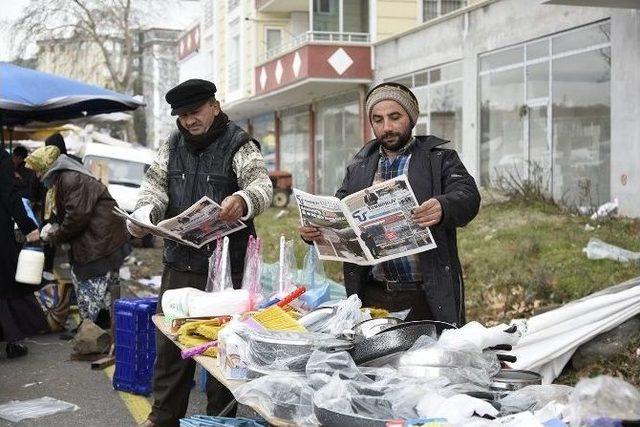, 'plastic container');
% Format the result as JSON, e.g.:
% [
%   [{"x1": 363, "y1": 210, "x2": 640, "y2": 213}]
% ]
[
  {"x1": 112, "y1": 298, "x2": 157, "y2": 396},
  {"x1": 15, "y1": 246, "x2": 45, "y2": 285}
]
